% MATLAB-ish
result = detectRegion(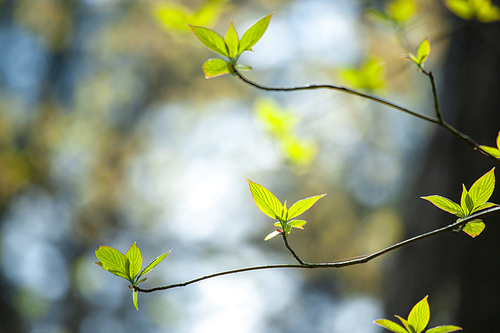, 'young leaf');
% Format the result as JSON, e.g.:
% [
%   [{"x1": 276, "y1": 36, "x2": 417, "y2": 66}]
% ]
[
  {"x1": 225, "y1": 21, "x2": 239, "y2": 59},
  {"x1": 420, "y1": 195, "x2": 464, "y2": 217},
  {"x1": 395, "y1": 315, "x2": 412, "y2": 332},
  {"x1": 460, "y1": 185, "x2": 471, "y2": 215},
  {"x1": 388, "y1": 0, "x2": 416, "y2": 23},
  {"x1": 287, "y1": 220, "x2": 307, "y2": 229},
  {"x1": 95, "y1": 246, "x2": 131, "y2": 281},
  {"x1": 126, "y1": 242, "x2": 143, "y2": 282},
  {"x1": 287, "y1": 194, "x2": 326, "y2": 220},
  {"x1": 408, "y1": 295, "x2": 430, "y2": 333},
  {"x1": 264, "y1": 229, "x2": 281, "y2": 241},
  {"x1": 133, "y1": 290, "x2": 139, "y2": 310},
  {"x1": 238, "y1": 13, "x2": 273, "y2": 54},
  {"x1": 425, "y1": 325, "x2": 462, "y2": 333},
  {"x1": 480, "y1": 145, "x2": 500, "y2": 158},
  {"x1": 468, "y1": 167, "x2": 495, "y2": 209},
  {"x1": 373, "y1": 319, "x2": 408, "y2": 333},
  {"x1": 473, "y1": 201, "x2": 498, "y2": 212},
  {"x1": 445, "y1": 0, "x2": 474, "y2": 20},
  {"x1": 462, "y1": 219, "x2": 485, "y2": 237},
  {"x1": 138, "y1": 249, "x2": 172, "y2": 278},
  {"x1": 247, "y1": 179, "x2": 284, "y2": 220},
  {"x1": 416, "y1": 38, "x2": 430, "y2": 65},
  {"x1": 202, "y1": 58, "x2": 230, "y2": 78},
  {"x1": 187, "y1": 25, "x2": 228, "y2": 57}
]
